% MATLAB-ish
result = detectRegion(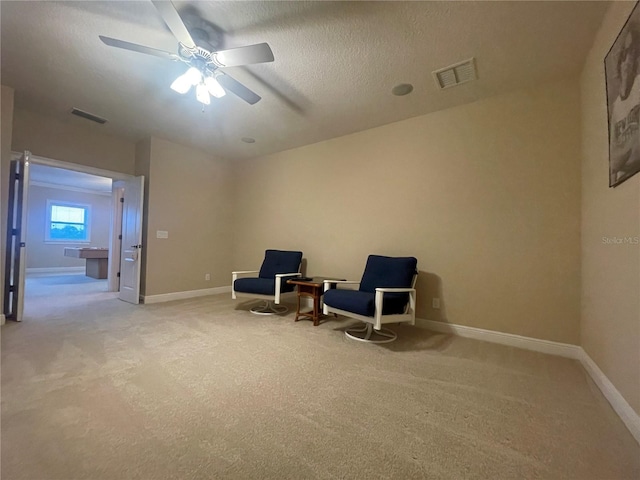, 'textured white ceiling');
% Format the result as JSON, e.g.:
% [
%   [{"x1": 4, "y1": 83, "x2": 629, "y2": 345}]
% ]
[{"x1": 1, "y1": 1, "x2": 609, "y2": 160}]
